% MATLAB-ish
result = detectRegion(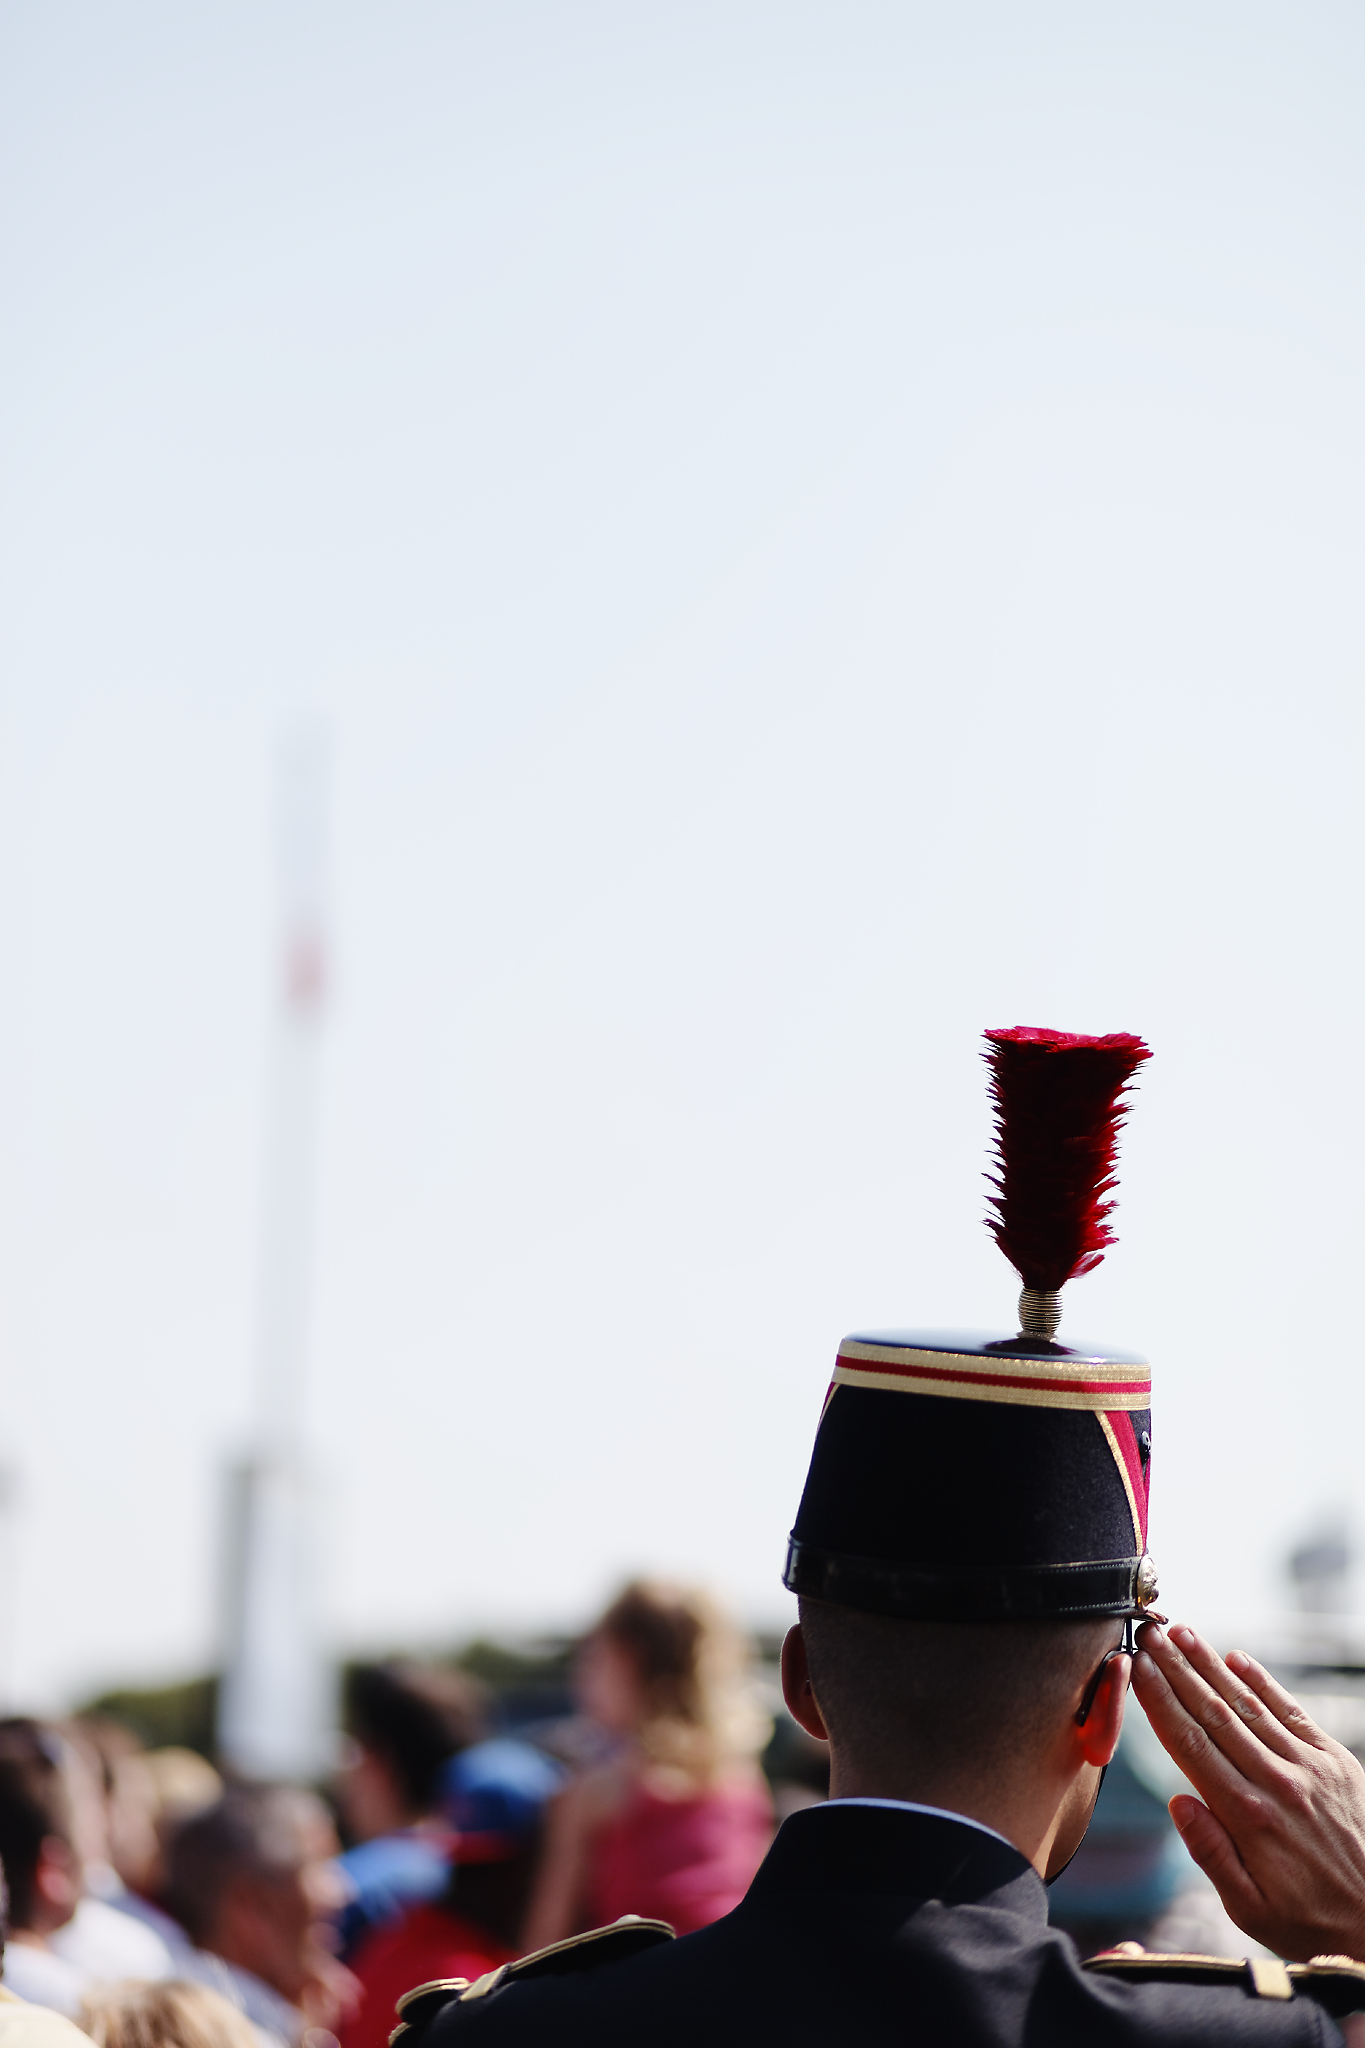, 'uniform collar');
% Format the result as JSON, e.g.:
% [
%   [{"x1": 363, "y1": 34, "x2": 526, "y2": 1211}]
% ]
[
  {"x1": 749, "y1": 1800, "x2": 1044, "y2": 1920},
  {"x1": 824, "y1": 1796, "x2": 1018, "y2": 1853}
]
